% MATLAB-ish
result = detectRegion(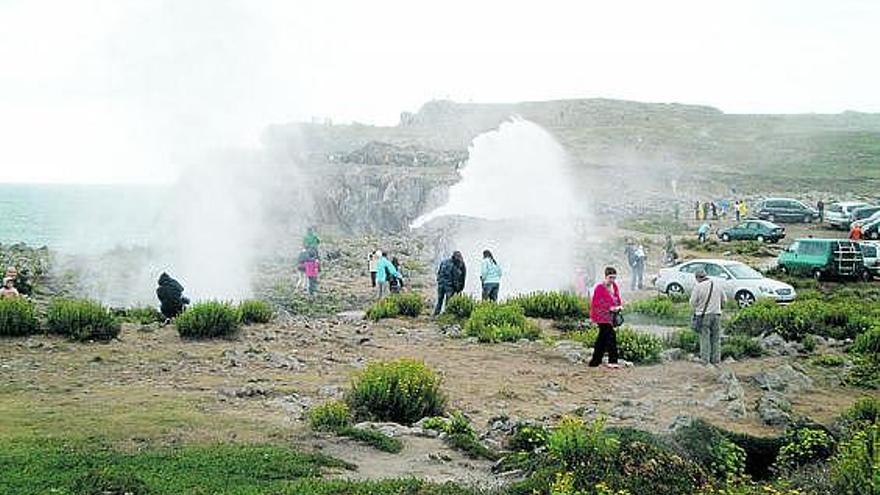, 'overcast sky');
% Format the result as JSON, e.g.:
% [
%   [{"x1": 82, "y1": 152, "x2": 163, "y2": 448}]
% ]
[{"x1": 1, "y1": 0, "x2": 877, "y2": 184}]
